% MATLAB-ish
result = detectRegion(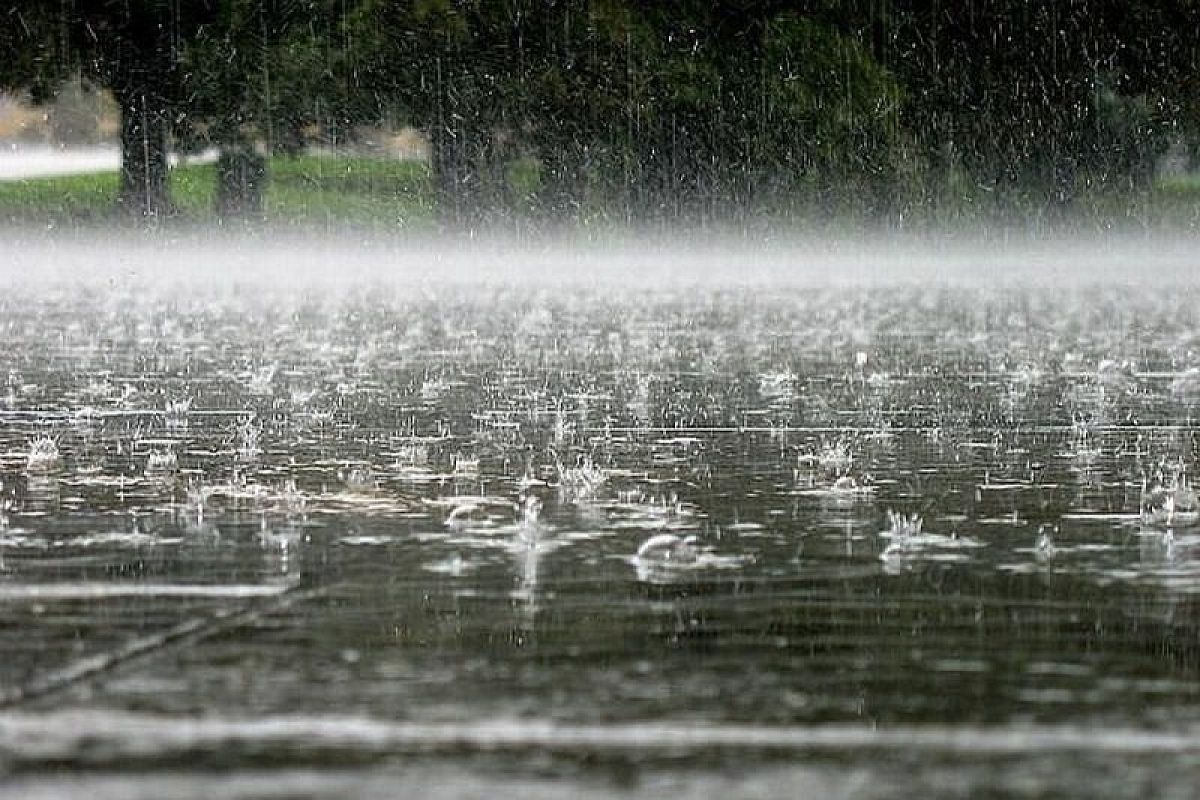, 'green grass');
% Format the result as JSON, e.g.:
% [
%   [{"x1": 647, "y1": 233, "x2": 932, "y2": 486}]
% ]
[
  {"x1": 0, "y1": 169, "x2": 122, "y2": 223},
  {"x1": 1, "y1": 151, "x2": 1197, "y2": 232},
  {"x1": 0, "y1": 154, "x2": 437, "y2": 230},
  {"x1": 266, "y1": 155, "x2": 435, "y2": 227},
  {"x1": 1157, "y1": 173, "x2": 1200, "y2": 201}
]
